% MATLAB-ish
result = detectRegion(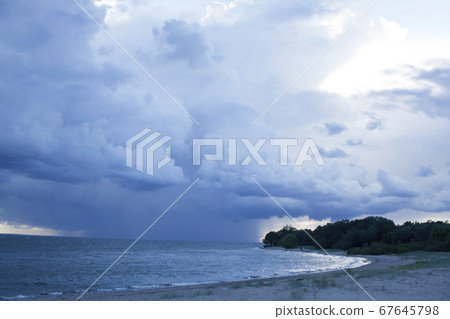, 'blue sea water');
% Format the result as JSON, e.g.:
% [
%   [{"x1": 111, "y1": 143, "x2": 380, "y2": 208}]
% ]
[{"x1": 0, "y1": 234, "x2": 369, "y2": 300}]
